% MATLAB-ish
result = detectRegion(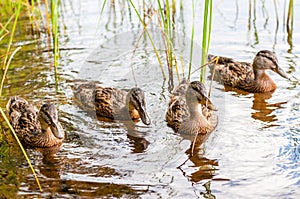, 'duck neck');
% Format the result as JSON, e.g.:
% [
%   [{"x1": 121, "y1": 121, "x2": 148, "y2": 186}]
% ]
[
  {"x1": 35, "y1": 120, "x2": 62, "y2": 148},
  {"x1": 254, "y1": 69, "x2": 268, "y2": 80},
  {"x1": 253, "y1": 69, "x2": 276, "y2": 92},
  {"x1": 121, "y1": 104, "x2": 139, "y2": 121},
  {"x1": 188, "y1": 103, "x2": 206, "y2": 121}
]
